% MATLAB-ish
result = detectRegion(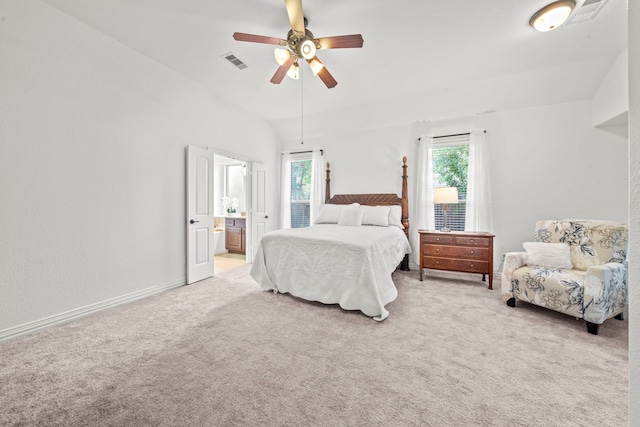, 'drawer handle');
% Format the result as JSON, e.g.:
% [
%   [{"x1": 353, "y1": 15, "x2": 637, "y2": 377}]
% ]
[
  {"x1": 470, "y1": 250, "x2": 474, "y2": 254},
  {"x1": 470, "y1": 264, "x2": 474, "y2": 267},
  {"x1": 436, "y1": 237, "x2": 440, "y2": 241},
  {"x1": 470, "y1": 239, "x2": 475, "y2": 243}
]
